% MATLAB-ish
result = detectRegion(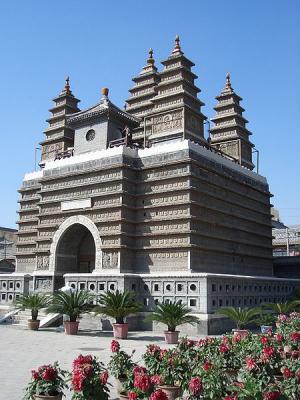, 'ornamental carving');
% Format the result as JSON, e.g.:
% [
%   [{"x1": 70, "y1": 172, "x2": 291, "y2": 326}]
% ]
[
  {"x1": 152, "y1": 111, "x2": 183, "y2": 134},
  {"x1": 35, "y1": 278, "x2": 52, "y2": 292},
  {"x1": 36, "y1": 255, "x2": 50, "y2": 270},
  {"x1": 102, "y1": 252, "x2": 118, "y2": 269}
]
